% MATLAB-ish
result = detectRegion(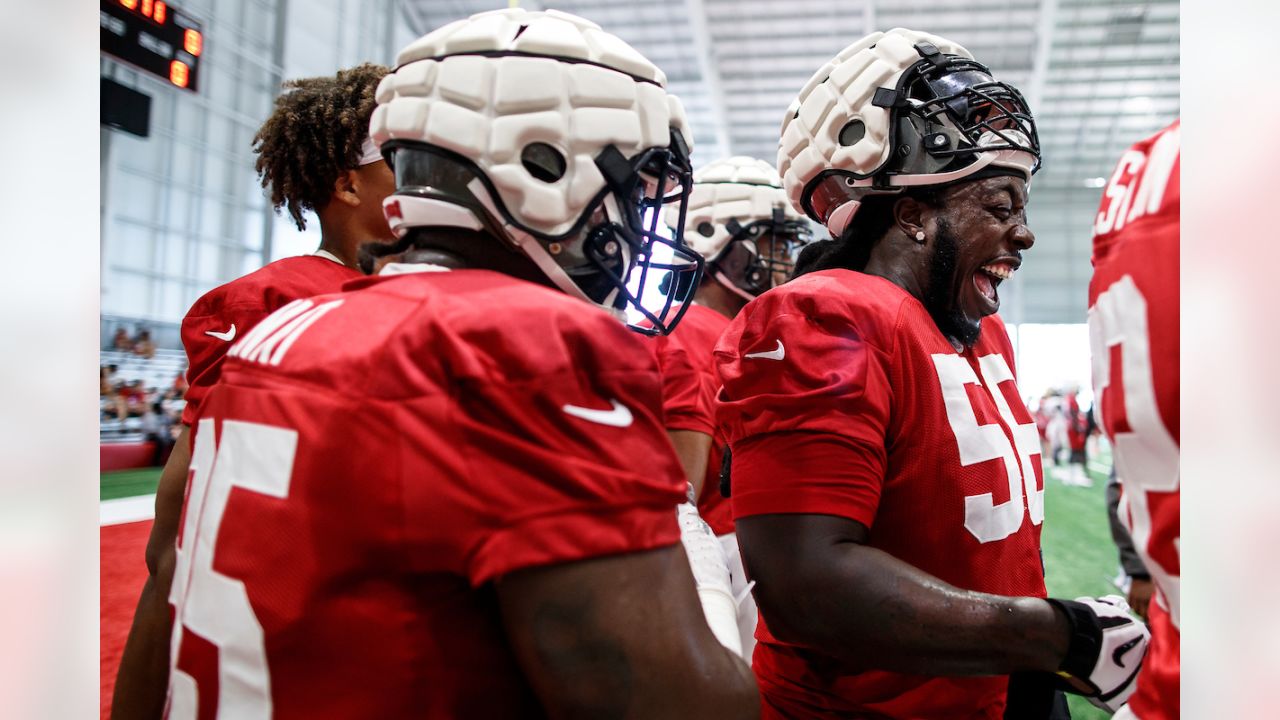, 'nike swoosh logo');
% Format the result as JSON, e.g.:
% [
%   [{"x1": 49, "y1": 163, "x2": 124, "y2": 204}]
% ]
[
  {"x1": 205, "y1": 324, "x2": 237, "y2": 342},
  {"x1": 562, "y1": 399, "x2": 633, "y2": 428},
  {"x1": 744, "y1": 339, "x2": 785, "y2": 361},
  {"x1": 1112, "y1": 636, "x2": 1141, "y2": 667}
]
